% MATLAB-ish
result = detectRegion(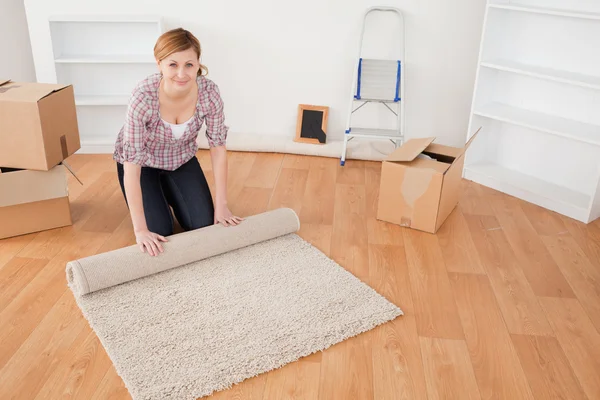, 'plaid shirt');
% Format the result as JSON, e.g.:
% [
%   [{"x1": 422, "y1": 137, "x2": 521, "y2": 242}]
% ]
[{"x1": 113, "y1": 73, "x2": 228, "y2": 171}]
